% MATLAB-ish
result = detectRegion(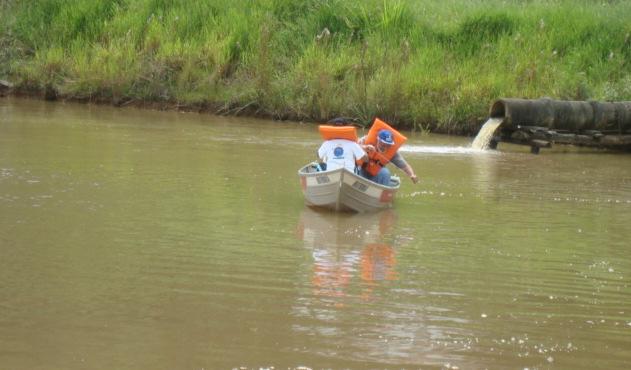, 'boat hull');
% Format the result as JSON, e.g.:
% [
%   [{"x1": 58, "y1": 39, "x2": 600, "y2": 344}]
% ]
[{"x1": 298, "y1": 163, "x2": 400, "y2": 212}]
